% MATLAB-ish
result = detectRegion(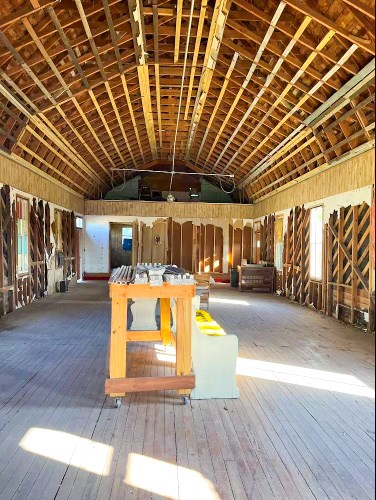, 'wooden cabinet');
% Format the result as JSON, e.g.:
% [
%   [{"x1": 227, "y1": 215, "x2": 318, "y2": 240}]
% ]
[{"x1": 239, "y1": 265, "x2": 275, "y2": 293}]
